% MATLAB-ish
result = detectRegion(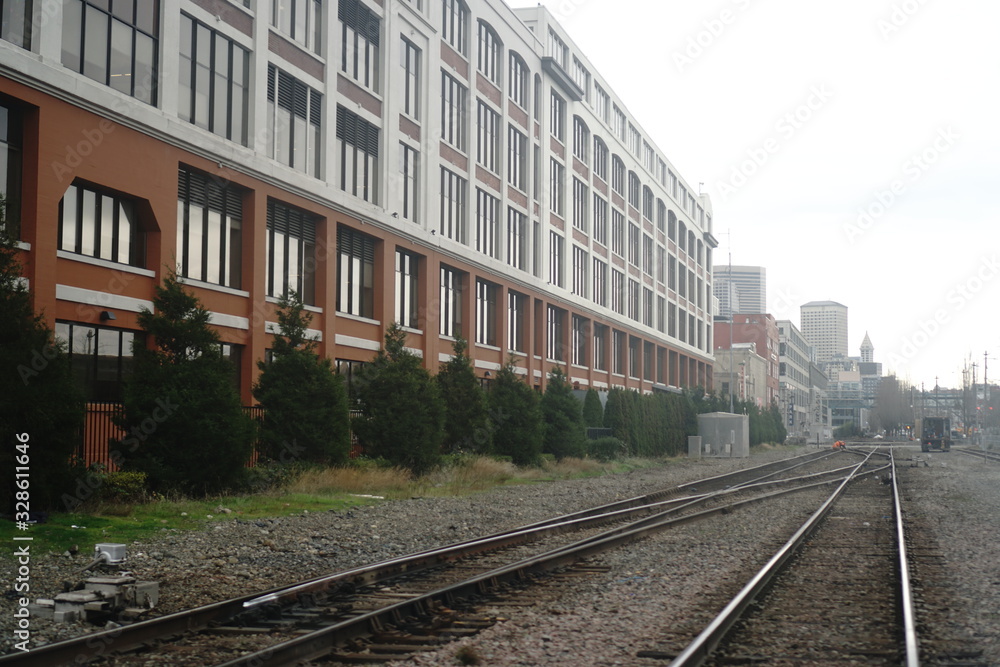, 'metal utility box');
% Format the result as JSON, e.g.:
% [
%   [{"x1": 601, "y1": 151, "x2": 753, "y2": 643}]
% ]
[{"x1": 697, "y1": 412, "x2": 750, "y2": 458}]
